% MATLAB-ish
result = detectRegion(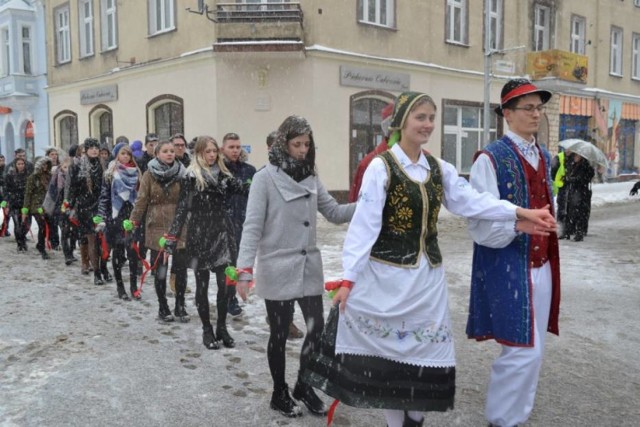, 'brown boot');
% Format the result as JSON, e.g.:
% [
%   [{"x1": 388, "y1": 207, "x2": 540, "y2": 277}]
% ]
[
  {"x1": 288, "y1": 322, "x2": 304, "y2": 339},
  {"x1": 79, "y1": 242, "x2": 90, "y2": 275}
]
